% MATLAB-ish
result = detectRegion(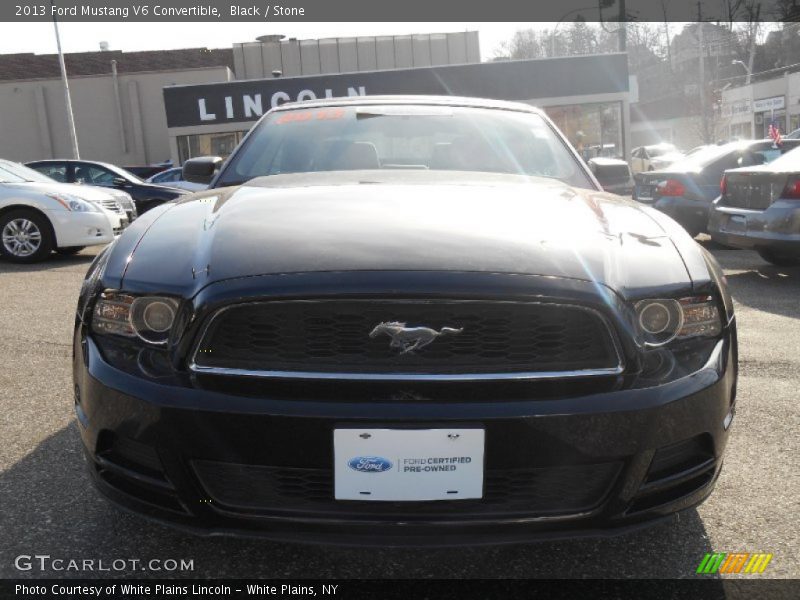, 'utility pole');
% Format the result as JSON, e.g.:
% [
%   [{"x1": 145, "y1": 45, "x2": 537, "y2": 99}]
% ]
[
  {"x1": 697, "y1": 3, "x2": 707, "y2": 142},
  {"x1": 618, "y1": 0, "x2": 627, "y2": 51},
  {"x1": 50, "y1": 0, "x2": 80, "y2": 159}
]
